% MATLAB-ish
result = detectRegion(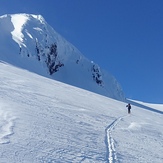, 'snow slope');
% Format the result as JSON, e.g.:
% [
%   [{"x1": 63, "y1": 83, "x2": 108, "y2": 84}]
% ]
[
  {"x1": 0, "y1": 62, "x2": 162, "y2": 163},
  {"x1": 0, "y1": 13, "x2": 124, "y2": 101}
]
